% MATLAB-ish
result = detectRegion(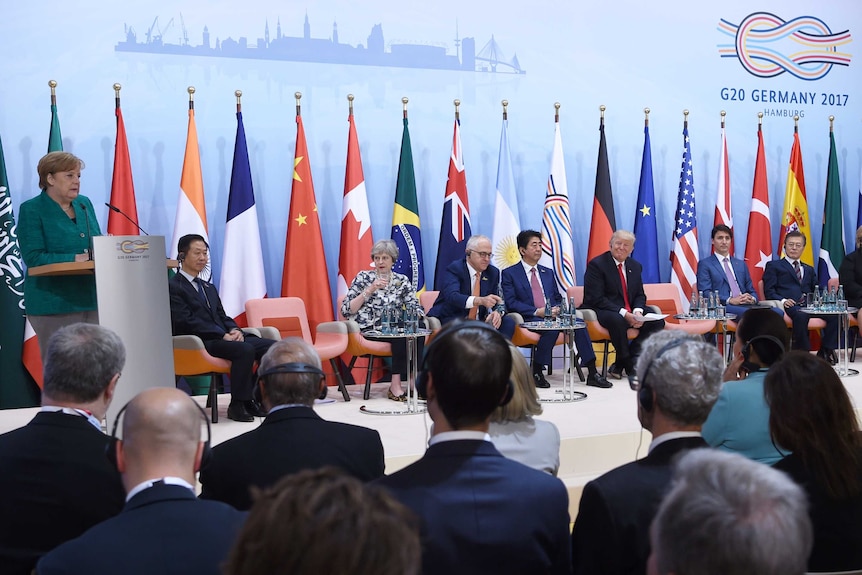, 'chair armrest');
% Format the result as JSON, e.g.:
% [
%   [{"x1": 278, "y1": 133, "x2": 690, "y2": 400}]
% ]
[
  {"x1": 172, "y1": 335, "x2": 206, "y2": 350},
  {"x1": 316, "y1": 321, "x2": 348, "y2": 335},
  {"x1": 507, "y1": 312, "x2": 526, "y2": 325},
  {"x1": 578, "y1": 308, "x2": 599, "y2": 322},
  {"x1": 647, "y1": 305, "x2": 661, "y2": 314},
  {"x1": 241, "y1": 327, "x2": 262, "y2": 338},
  {"x1": 255, "y1": 326, "x2": 281, "y2": 341},
  {"x1": 758, "y1": 299, "x2": 783, "y2": 310},
  {"x1": 341, "y1": 320, "x2": 362, "y2": 334},
  {"x1": 424, "y1": 316, "x2": 441, "y2": 331}
]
